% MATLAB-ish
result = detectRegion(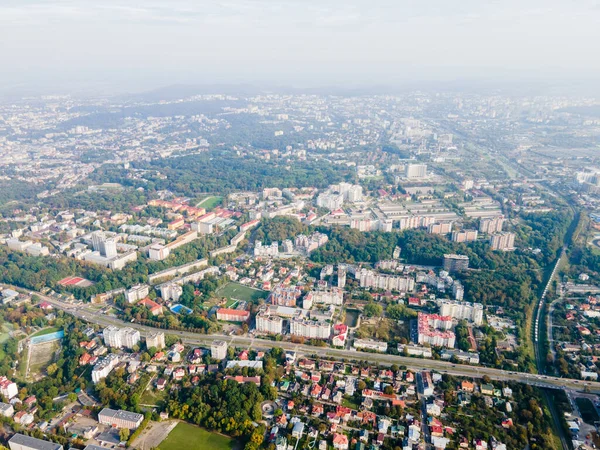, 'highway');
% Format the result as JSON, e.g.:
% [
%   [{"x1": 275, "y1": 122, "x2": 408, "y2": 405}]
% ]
[{"x1": 36, "y1": 293, "x2": 600, "y2": 394}]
